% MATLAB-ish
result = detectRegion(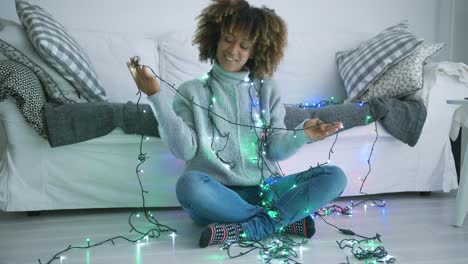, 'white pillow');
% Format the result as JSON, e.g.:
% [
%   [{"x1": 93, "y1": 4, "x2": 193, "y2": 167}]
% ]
[
  {"x1": 158, "y1": 31, "x2": 211, "y2": 92},
  {"x1": 276, "y1": 31, "x2": 372, "y2": 104},
  {"x1": 72, "y1": 31, "x2": 159, "y2": 104}
]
